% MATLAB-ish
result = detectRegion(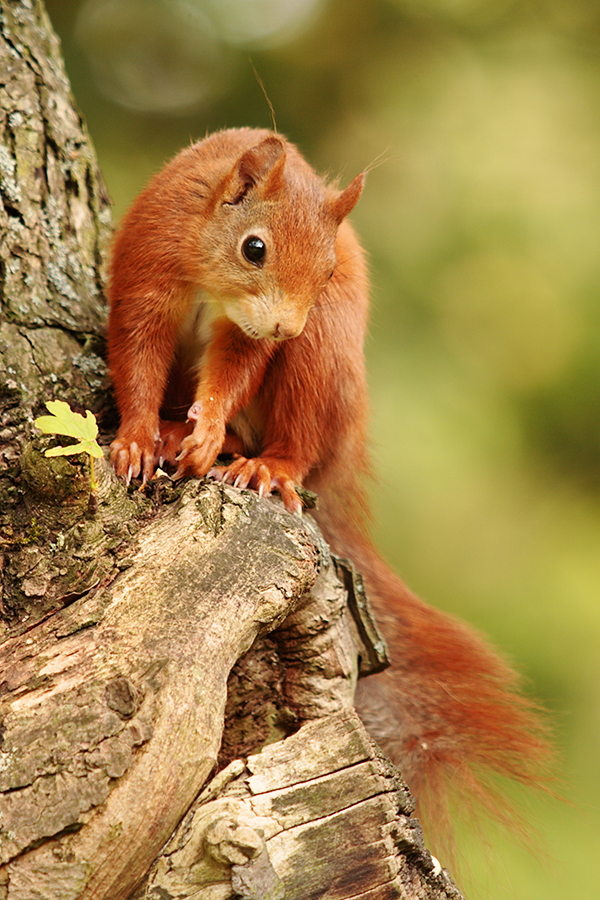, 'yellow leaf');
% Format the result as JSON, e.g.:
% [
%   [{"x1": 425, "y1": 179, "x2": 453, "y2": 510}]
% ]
[
  {"x1": 45, "y1": 441, "x2": 100, "y2": 458},
  {"x1": 35, "y1": 400, "x2": 99, "y2": 442},
  {"x1": 35, "y1": 400, "x2": 104, "y2": 475}
]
